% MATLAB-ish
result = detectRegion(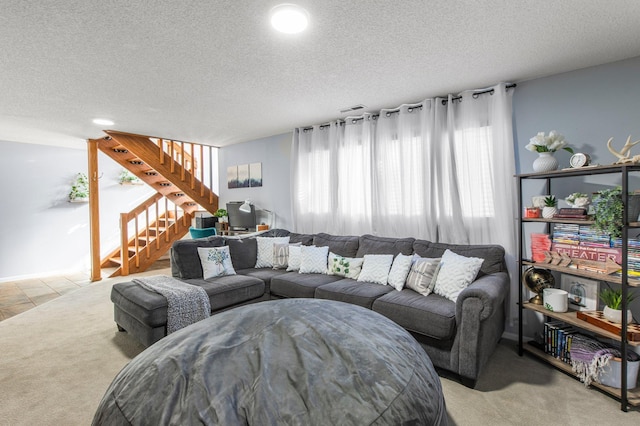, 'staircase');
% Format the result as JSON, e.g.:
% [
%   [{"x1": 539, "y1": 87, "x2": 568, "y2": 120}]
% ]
[{"x1": 93, "y1": 131, "x2": 219, "y2": 277}]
